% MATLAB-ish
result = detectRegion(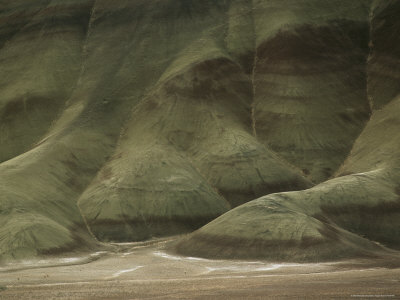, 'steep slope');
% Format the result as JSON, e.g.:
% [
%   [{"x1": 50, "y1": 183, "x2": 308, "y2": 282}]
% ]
[
  {"x1": 0, "y1": 0, "x2": 310, "y2": 260},
  {"x1": 0, "y1": 0, "x2": 399, "y2": 262},
  {"x1": 175, "y1": 0, "x2": 400, "y2": 261},
  {"x1": 78, "y1": 56, "x2": 311, "y2": 242},
  {"x1": 252, "y1": 0, "x2": 372, "y2": 183},
  {"x1": 77, "y1": 1, "x2": 311, "y2": 242},
  {"x1": 176, "y1": 101, "x2": 400, "y2": 259},
  {"x1": 0, "y1": 0, "x2": 93, "y2": 163},
  {"x1": 368, "y1": 0, "x2": 400, "y2": 109}
]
